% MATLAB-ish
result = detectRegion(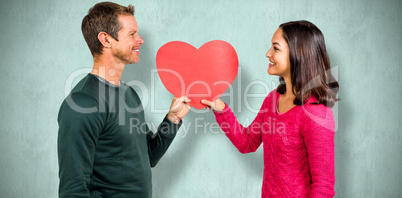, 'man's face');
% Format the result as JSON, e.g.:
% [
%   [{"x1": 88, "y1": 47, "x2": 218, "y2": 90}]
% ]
[{"x1": 112, "y1": 15, "x2": 144, "y2": 64}]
